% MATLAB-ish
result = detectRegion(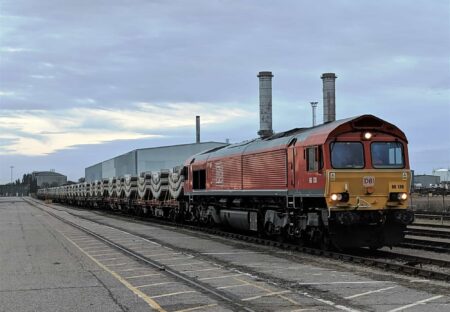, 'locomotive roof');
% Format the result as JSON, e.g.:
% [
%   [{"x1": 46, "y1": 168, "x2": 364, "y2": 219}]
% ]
[{"x1": 187, "y1": 114, "x2": 407, "y2": 163}]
